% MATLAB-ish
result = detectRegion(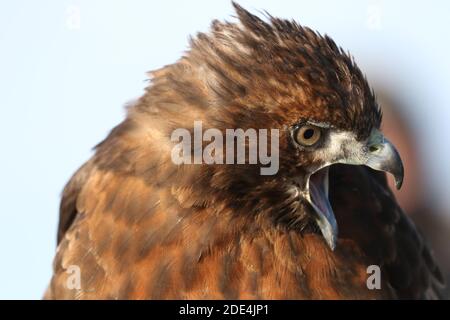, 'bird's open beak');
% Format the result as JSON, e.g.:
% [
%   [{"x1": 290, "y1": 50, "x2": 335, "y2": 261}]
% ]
[{"x1": 307, "y1": 129, "x2": 404, "y2": 250}]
